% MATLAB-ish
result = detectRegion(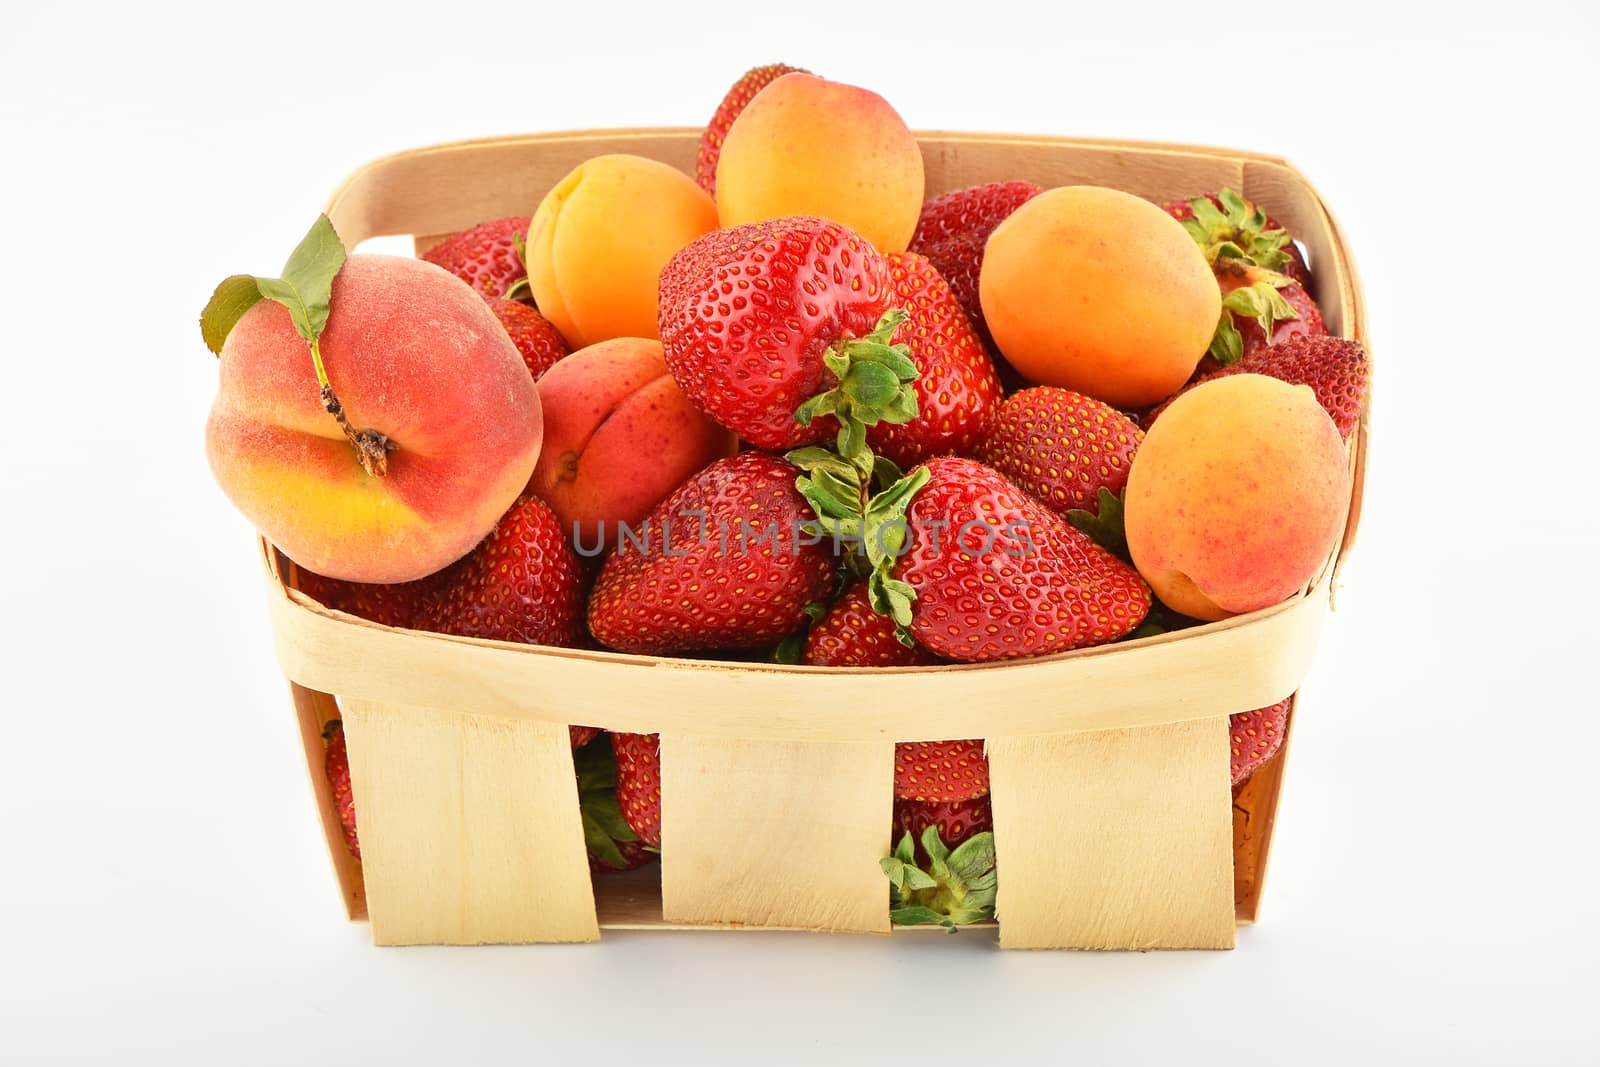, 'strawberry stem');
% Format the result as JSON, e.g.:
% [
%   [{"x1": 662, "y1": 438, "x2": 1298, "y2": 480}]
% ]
[{"x1": 787, "y1": 307, "x2": 931, "y2": 643}]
